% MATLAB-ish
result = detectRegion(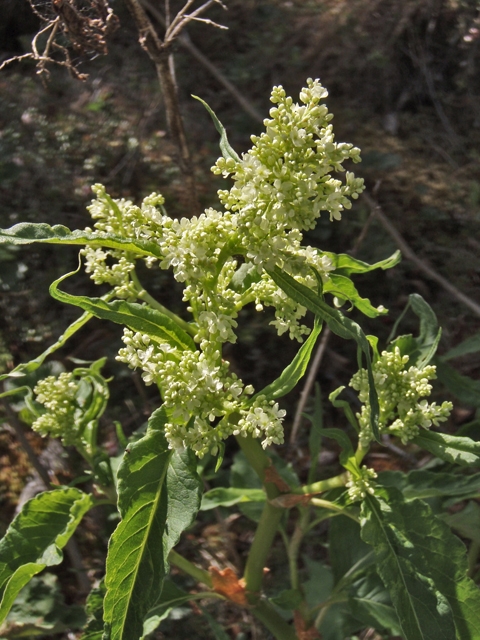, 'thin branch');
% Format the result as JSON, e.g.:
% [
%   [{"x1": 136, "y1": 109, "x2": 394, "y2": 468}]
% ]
[
  {"x1": 141, "y1": 0, "x2": 263, "y2": 123},
  {"x1": 362, "y1": 192, "x2": 480, "y2": 319},
  {"x1": 289, "y1": 326, "x2": 331, "y2": 444}
]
